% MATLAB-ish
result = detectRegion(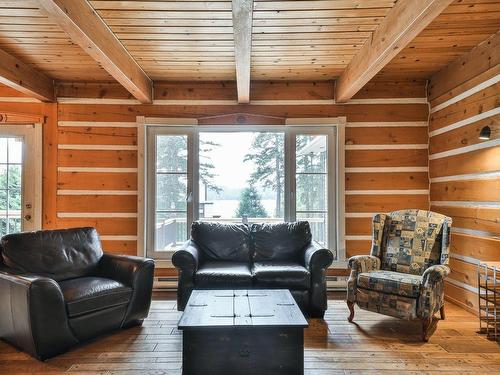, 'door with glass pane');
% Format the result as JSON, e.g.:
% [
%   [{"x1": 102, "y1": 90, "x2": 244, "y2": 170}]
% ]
[
  {"x1": 147, "y1": 127, "x2": 195, "y2": 258},
  {"x1": 0, "y1": 125, "x2": 40, "y2": 236},
  {"x1": 290, "y1": 128, "x2": 335, "y2": 248}
]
